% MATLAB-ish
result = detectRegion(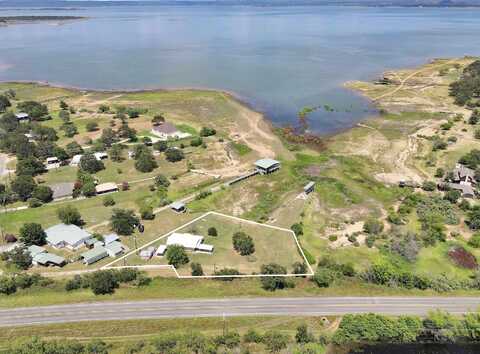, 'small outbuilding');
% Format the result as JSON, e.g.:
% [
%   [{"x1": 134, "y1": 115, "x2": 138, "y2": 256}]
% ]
[
  {"x1": 104, "y1": 241, "x2": 125, "y2": 257},
  {"x1": 81, "y1": 246, "x2": 108, "y2": 265},
  {"x1": 33, "y1": 253, "x2": 66, "y2": 267},
  {"x1": 95, "y1": 182, "x2": 119, "y2": 195},
  {"x1": 94, "y1": 152, "x2": 108, "y2": 160},
  {"x1": 140, "y1": 247, "x2": 155, "y2": 260},
  {"x1": 255, "y1": 158, "x2": 281, "y2": 175},
  {"x1": 155, "y1": 245, "x2": 167, "y2": 257},
  {"x1": 15, "y1": 112, "x2": 30, "y2": 122},
  {"x1": 49, "y1": 182, "x2": 75, "y2": 200},
  {"x1": 104, "y1": 233, "x2": 120, "y2": 245},
  {"x1": 304, "y1": 181, "x2": 315, "y2": 194},
  {"x1": 171, "y1": 201, "x2": 186, "y2": 213}
]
